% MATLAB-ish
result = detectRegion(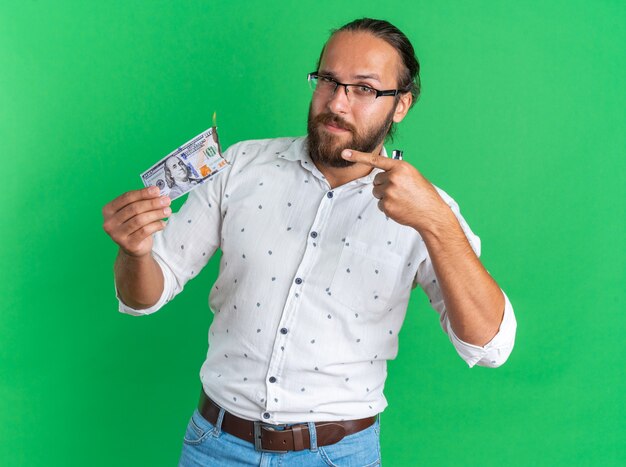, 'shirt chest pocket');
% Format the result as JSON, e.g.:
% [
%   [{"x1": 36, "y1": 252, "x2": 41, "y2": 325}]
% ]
[{"x1": 330, "y1": 240, "x2": 402, "y2": 314}]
